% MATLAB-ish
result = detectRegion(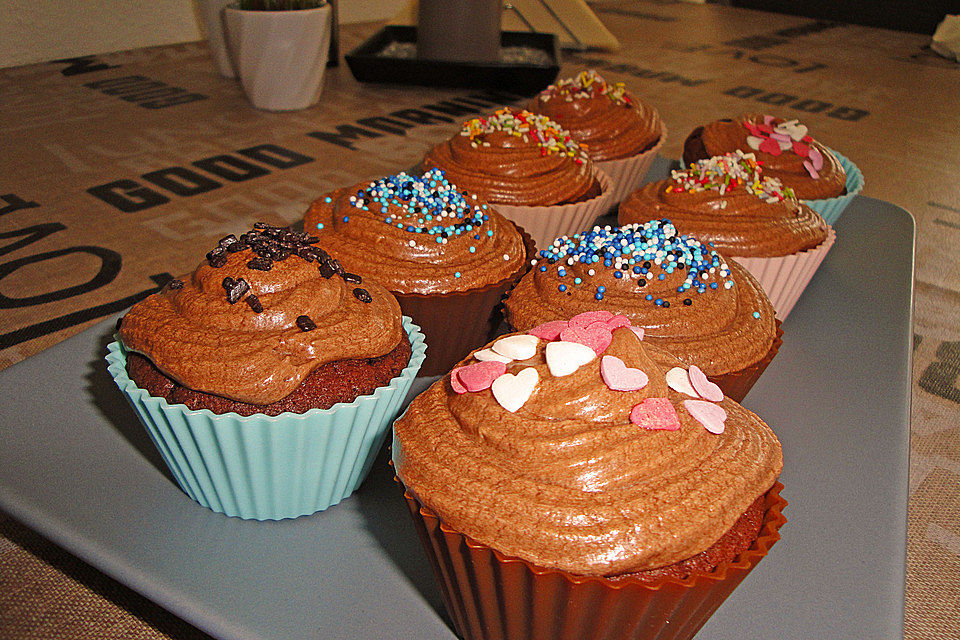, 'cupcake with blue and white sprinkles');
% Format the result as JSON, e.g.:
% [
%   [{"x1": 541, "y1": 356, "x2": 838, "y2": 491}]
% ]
[
  {"x1": 504, "y1": 220, "x2": 781, "y2": 401},
  {"x1": 304, "y1": 168, "x2": 534, "y2": 375}
]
